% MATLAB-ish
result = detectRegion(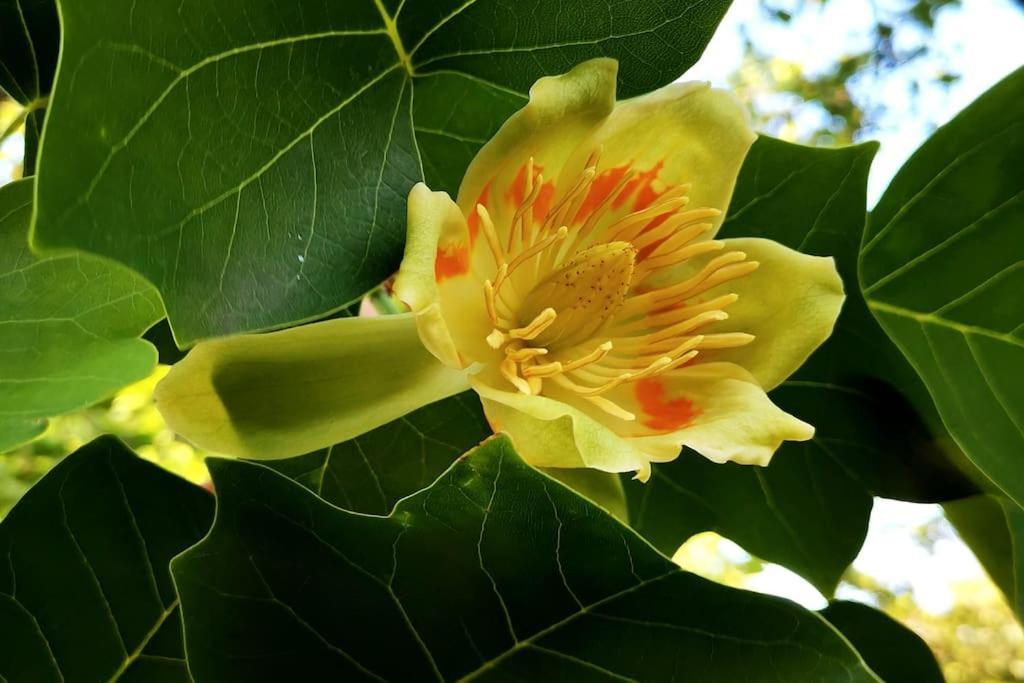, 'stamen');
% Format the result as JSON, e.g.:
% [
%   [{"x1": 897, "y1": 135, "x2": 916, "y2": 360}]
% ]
[
  {"x1": 510, "y1": 307, "x2": 557, "y2": 340},
  {"x1": 612, "y1": 310, "x2": 728, "y2": 348},
  {"x1": 509, "y1": 166, "x2": 544, "y2": 251},
  {"x1": 500, "y1": 357, "x2": 533, "y2": 394},
  {"x1": 561, "y1": 341, "x2": 613, "y2": 372},
  {"x1": 607, "y1": 194, "x2": 691, "y2": 243},
  {"x1": 595, "y1": 335, "x2": 704, "y2": 370},
  {"x1": 506, "y1": 226, "x2": 569, "y2": 278},
  {"x1": 551, "y1": 371, "x2": 634, "y2": 397},
  {"x1": 697, "y1": 333, "x2": 756, "y2": 349},
  {"x1": 630, "y1": 209, "x2": 720, "y2": 252},
  {"x1": 572, "y1": 167, "x2": 638, "y2": 248},
  {"x1": 505, "y1": 346, "x2": 548, "y2": 362},
  {"x1": 542, "y1": 167, "x2": 597, "y2": 236},
  {"x1": 476, "y1": 204, "x2": 505, "y2": 267},
  {"x1": 487, "y1": 329, "x2": 508, "y2": 349},
  {"x1": 637, "y1": 234, "x2": 722, "y2": 272},
  {"x1": 584, "y1": 395, "x2": 636, "y2": 421},
  {"x1": 522, "y1": 361, "x2": 564, "y2": 378},
  {"x1": 483, "y1": 279, "x2": 499, "y2": 325}
]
